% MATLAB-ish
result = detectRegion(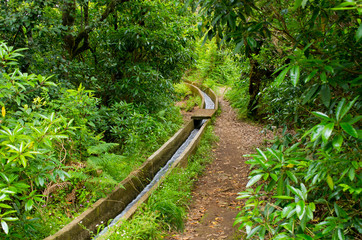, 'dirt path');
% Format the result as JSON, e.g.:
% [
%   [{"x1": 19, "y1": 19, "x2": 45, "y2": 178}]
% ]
[{"x1": 169, "y1": 92, "x2": 273, "y2": 240}]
